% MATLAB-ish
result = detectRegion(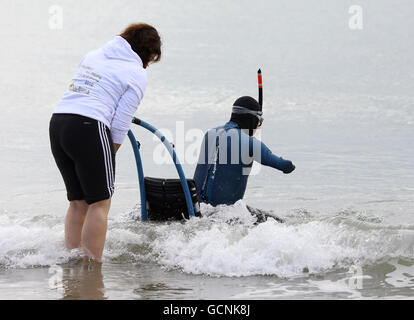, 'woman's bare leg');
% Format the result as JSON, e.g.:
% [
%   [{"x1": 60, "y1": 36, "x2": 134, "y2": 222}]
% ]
[
  {"x1": 65, "y1": 200, "x2": 89, "y2": 249},
  {"x1": 81, "y1": 199, "x2": 111, "y2": 261}
]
